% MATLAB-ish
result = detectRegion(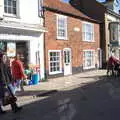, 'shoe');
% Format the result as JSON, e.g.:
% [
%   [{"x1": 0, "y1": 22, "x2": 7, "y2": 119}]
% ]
[
  {"x1": 0, "y1": 110, "x2": 6, "y2": 114},
  {"x1": 13, "y1": 106, "x2": 23, "y2": 113}
]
